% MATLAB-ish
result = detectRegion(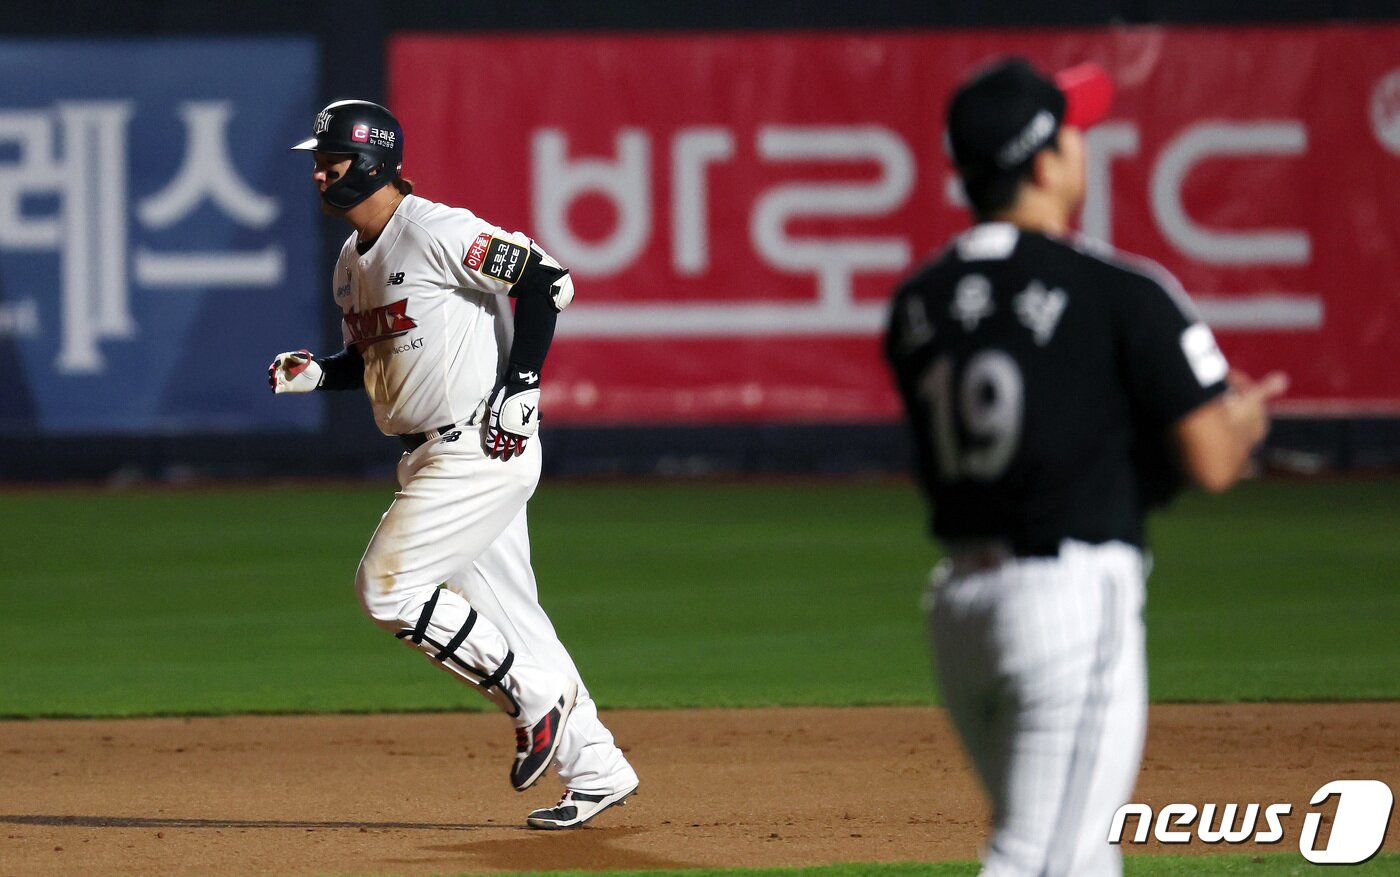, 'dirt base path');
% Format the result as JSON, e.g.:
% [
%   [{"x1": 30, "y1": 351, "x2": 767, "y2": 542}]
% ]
[{"x1": 3, "y1": 704, "x2": 1397, "y2": 876}]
